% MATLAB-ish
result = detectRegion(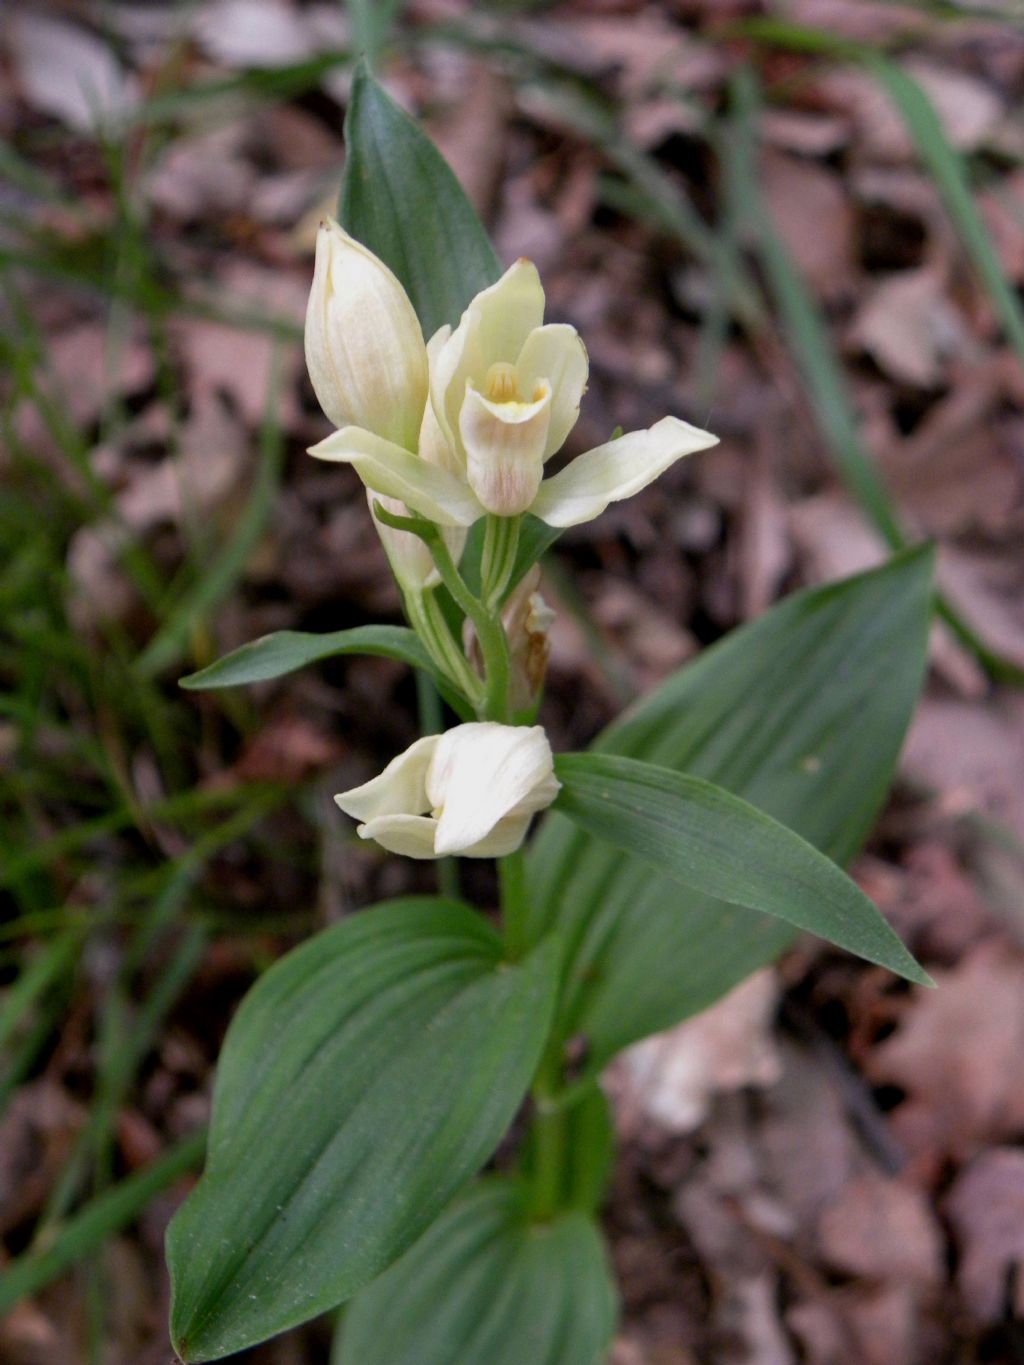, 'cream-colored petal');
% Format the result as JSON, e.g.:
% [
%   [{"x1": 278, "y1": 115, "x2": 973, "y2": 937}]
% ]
[
  {"x1": 356, "y1": 814, "x2": 440, "y2": 859},
  {"x1": 459, "y1": 382, "x2": 551, "y2": 516},
  {"x1": 427, "y1": 723, "x2": 558, "y2": 857},
  {"x1": 430, "y1": 260, "x2": 545, "y2": 460},
  {"x1": 461, "y1": 812, "x2": 534, "y2": 859},
  {"x1": 334, "y1": 734, "x2": 438, "y2": 823},
  {"x1": 516, "y1": 324, "x2": 588, "y2": 459},
  {"x1": 470, "y1": 259, "x2": 545, "y2": 374},
  {"x1": 309, "y1": 426, "x2": 484, "y2": 528},
  {"x1": 419, "y1": 326, "x2": 462, "y2": 478},
  {"x1": 305, "y1": 220, "x2": 427, "y2": 450},
  {"x1": 529, "y1": 416, "x2": 719, "y2": 528}
]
